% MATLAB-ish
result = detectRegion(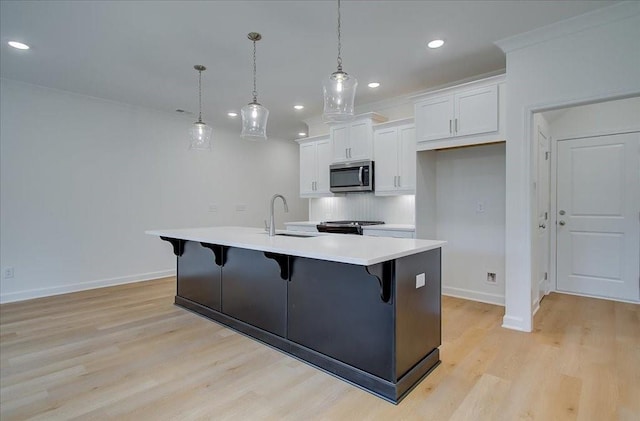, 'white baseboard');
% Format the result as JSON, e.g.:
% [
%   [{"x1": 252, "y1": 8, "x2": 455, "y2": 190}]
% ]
[
  {"x1": 442, "y1": 286, "x2": 505, "y2": 306},
  {"x1": 502, "y1": 314, "x2": 531, "y2": 332},
  {"x1": 0, "y1": 269, "x2": 176, "y2": 304}
]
